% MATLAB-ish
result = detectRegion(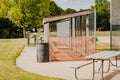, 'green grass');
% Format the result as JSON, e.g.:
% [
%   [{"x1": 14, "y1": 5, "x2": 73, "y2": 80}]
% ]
[
  {"x1": 0, "y1": 38, "x2": 64, "y2": 80},
  {"x1": 35, "y1": 31, "x2": 110, "y2": 37},
  {"x1": 96, "y1": 42, "x2": 110, "y2": 52},
  {"x1": 48, "y1": 31, "x2": 110, "y2": 37},
  {"x1": 96, "y1": 31, "x2": 110, "y2": 37},
  {"x1": 96, "y1": 31, "x2": 110, "y2": 52},
  {"x1": 49, "y1": 32, "x2": 57, "y2": 37}
]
